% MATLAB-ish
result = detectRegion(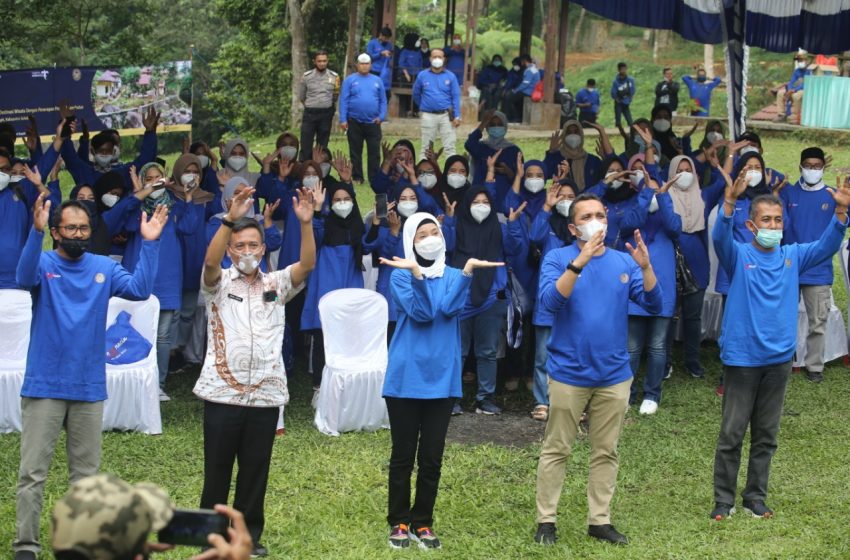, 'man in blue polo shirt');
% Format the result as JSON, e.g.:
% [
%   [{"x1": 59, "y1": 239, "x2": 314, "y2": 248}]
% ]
[
  {"x1": 710, "y1": 166, "x2": 850, "y2": 522},
  {"x1": 575, "y1": 79, "x2": 601, "y2": 124},
  {"x1": 779, "y1": 147, "x2": 835, "y2": 383},
  {"x1": 503, "y1": 54, "x2": 539, "y2": 123},
  {"x1": 13, "y1": 194, "x2": 167, "y2": 560},
  {"x1": 683, "y1": 67, "x2": 722, "y2": 117},
  {"x1": 534, "y1": 193, "x2": 661, "y2": 547},
  {"x1": 412, "y1": 48, "x2": 462, "y2": 158},
  {"x1": 340, "y1": 53, "x2": 387, "y2": 183}
]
